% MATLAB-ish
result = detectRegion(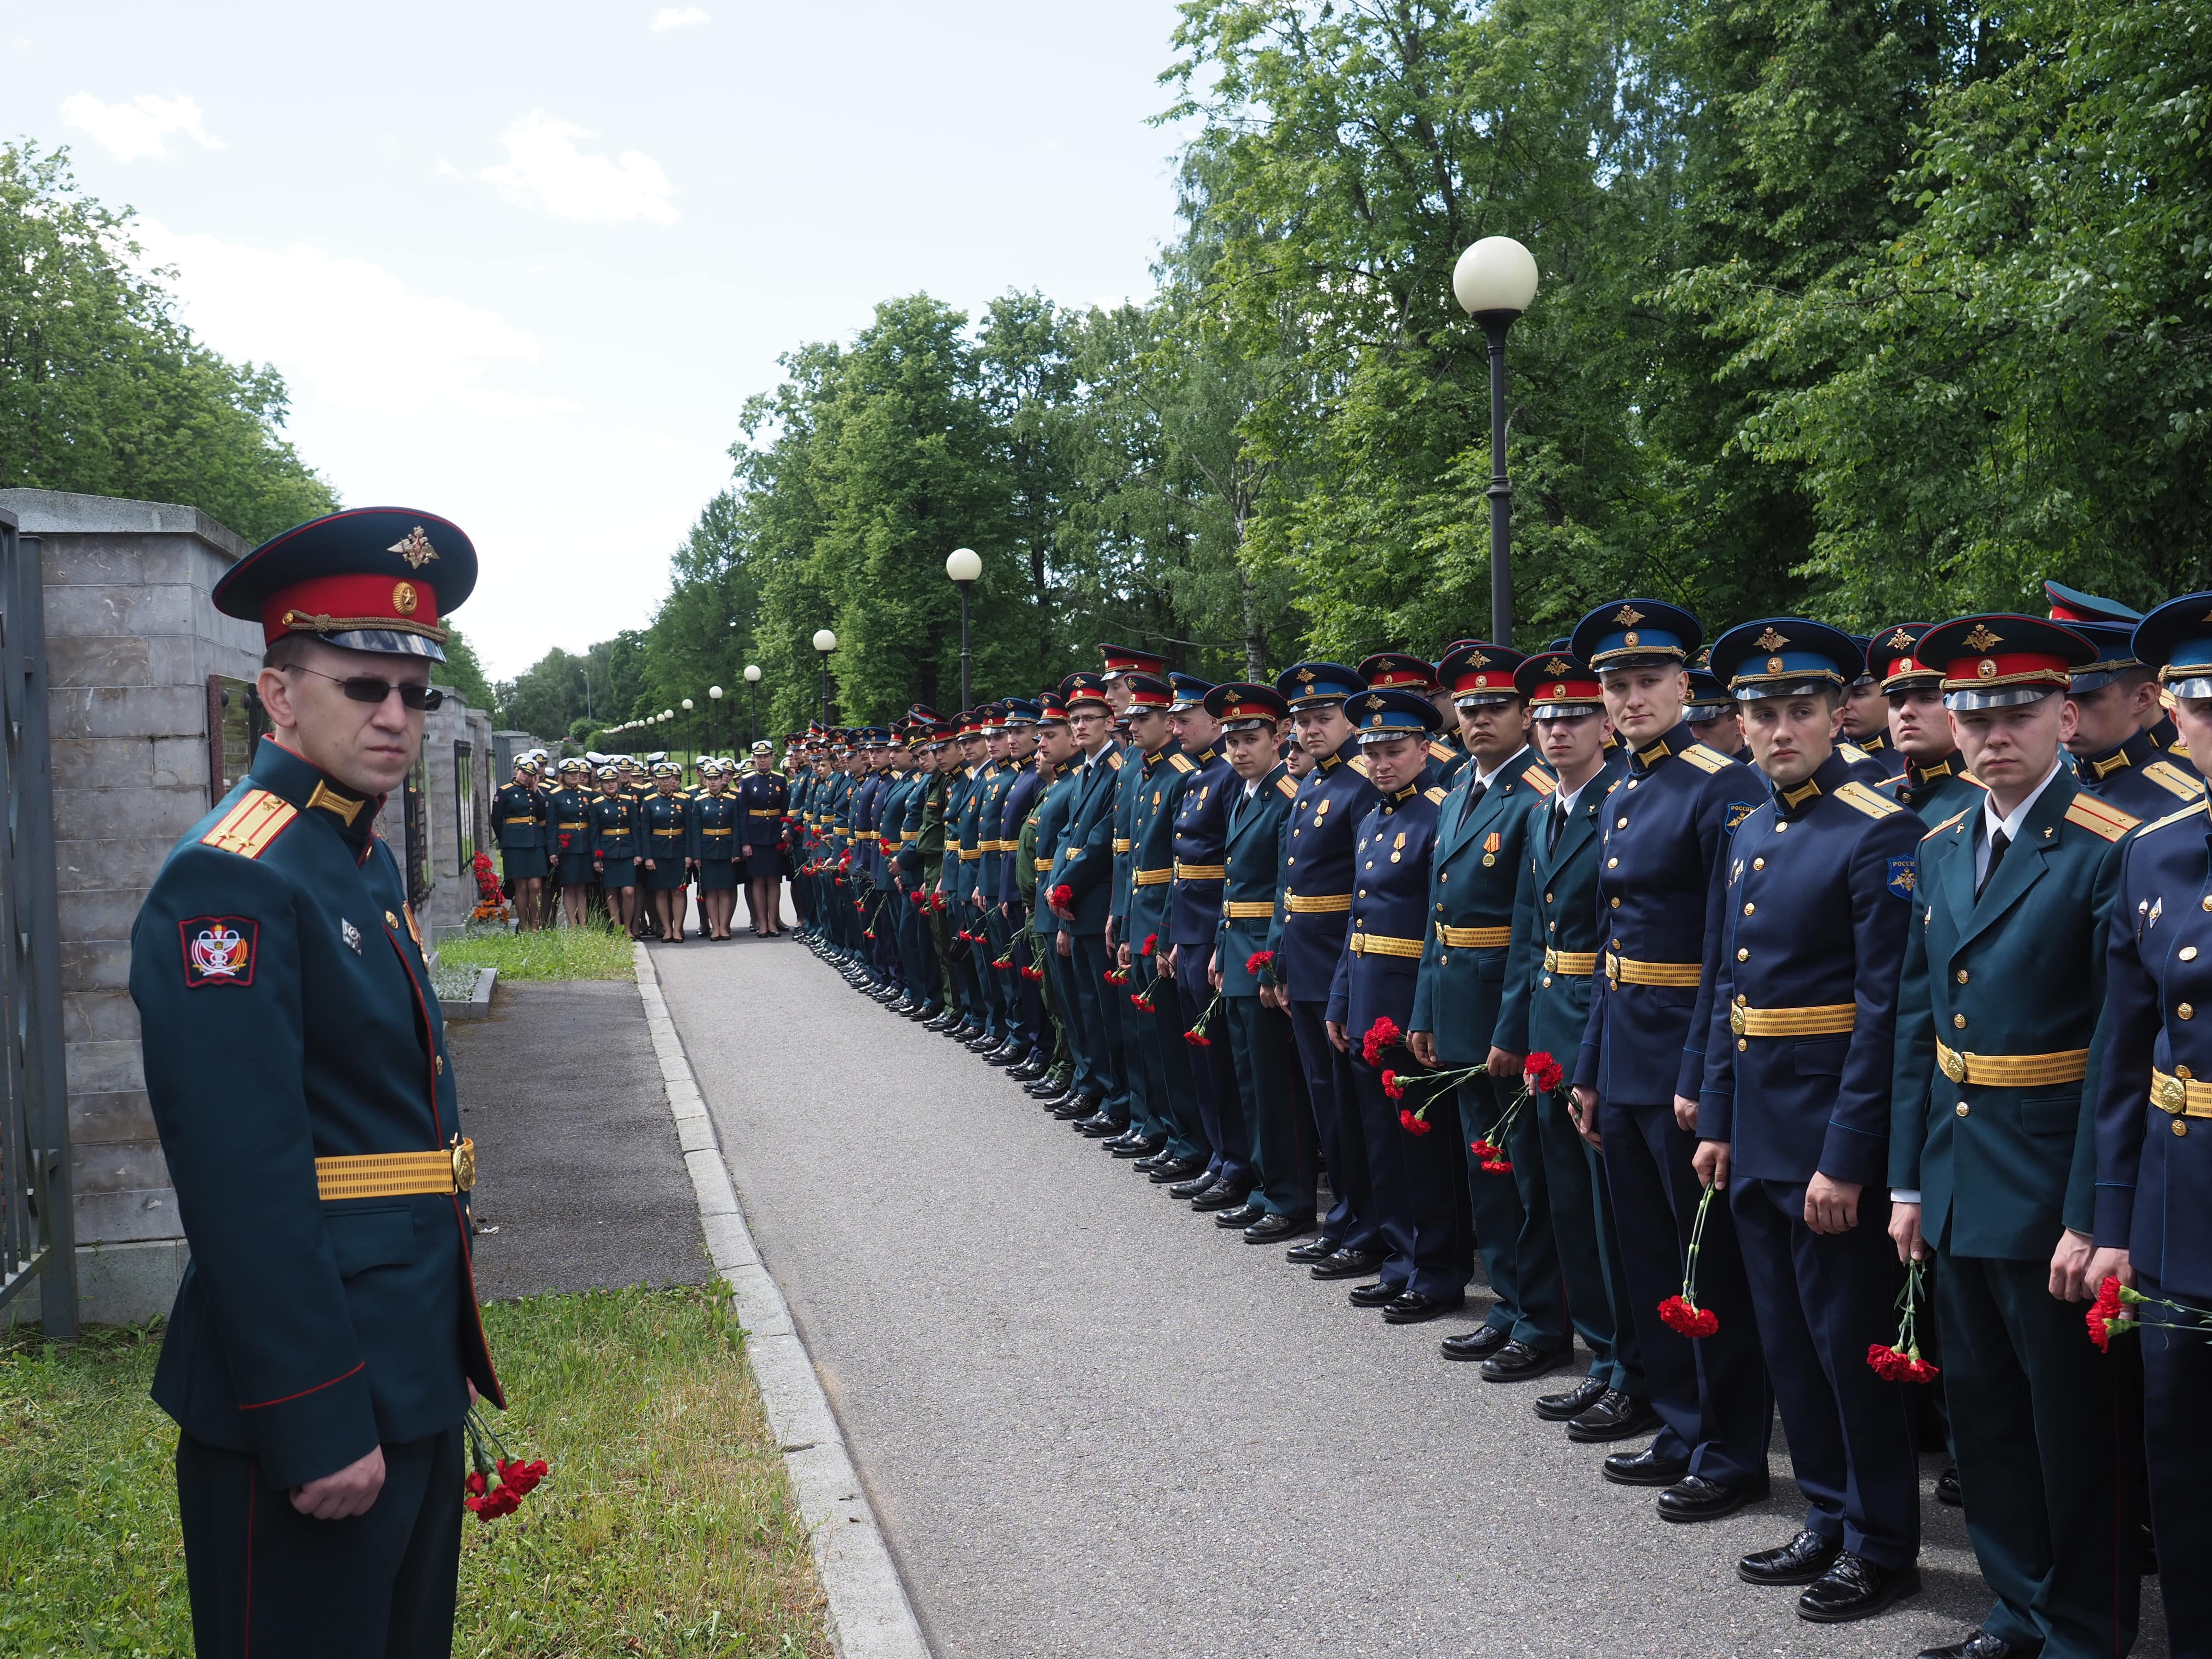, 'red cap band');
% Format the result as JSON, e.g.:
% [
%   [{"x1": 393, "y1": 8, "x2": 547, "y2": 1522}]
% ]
[{"x1": 262, "y1": 571, "x2": 442, "y2": 643}]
